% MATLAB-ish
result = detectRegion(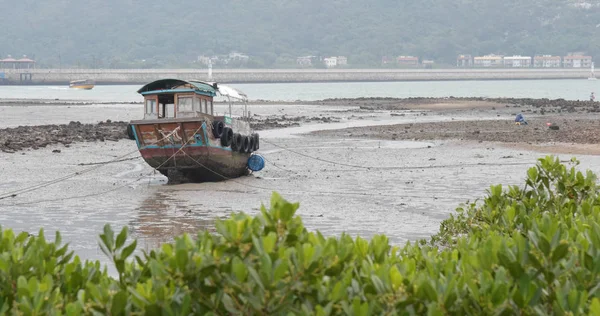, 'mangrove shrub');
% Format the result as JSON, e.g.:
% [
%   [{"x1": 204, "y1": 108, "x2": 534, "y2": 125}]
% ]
[{"x1": 2, "y1": 156, "x2": 600, "y2": 315}]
